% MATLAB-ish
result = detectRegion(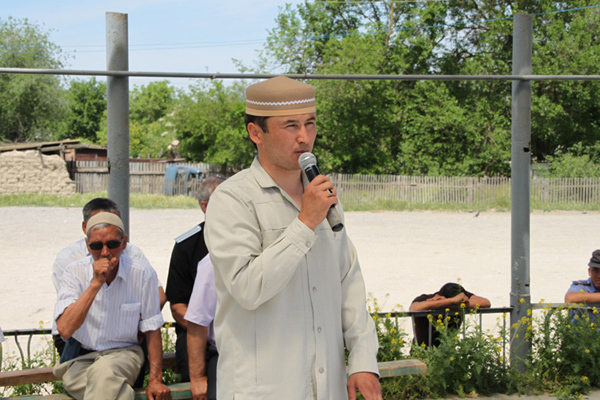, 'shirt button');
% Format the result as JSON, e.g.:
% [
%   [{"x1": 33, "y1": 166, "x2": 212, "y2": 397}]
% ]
[
  {"x1": 305, "y1": 241, "x2": 311, "y2": 247},
  {"x1": 312, "y1": 286, "x2": 317, "y2": 292},
  {"x1": 317, "y1": 327, "x2": 322, "y2": 333},
  {"x1": 319, "y1": 367, "x2": 324, "y2": 373}
]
